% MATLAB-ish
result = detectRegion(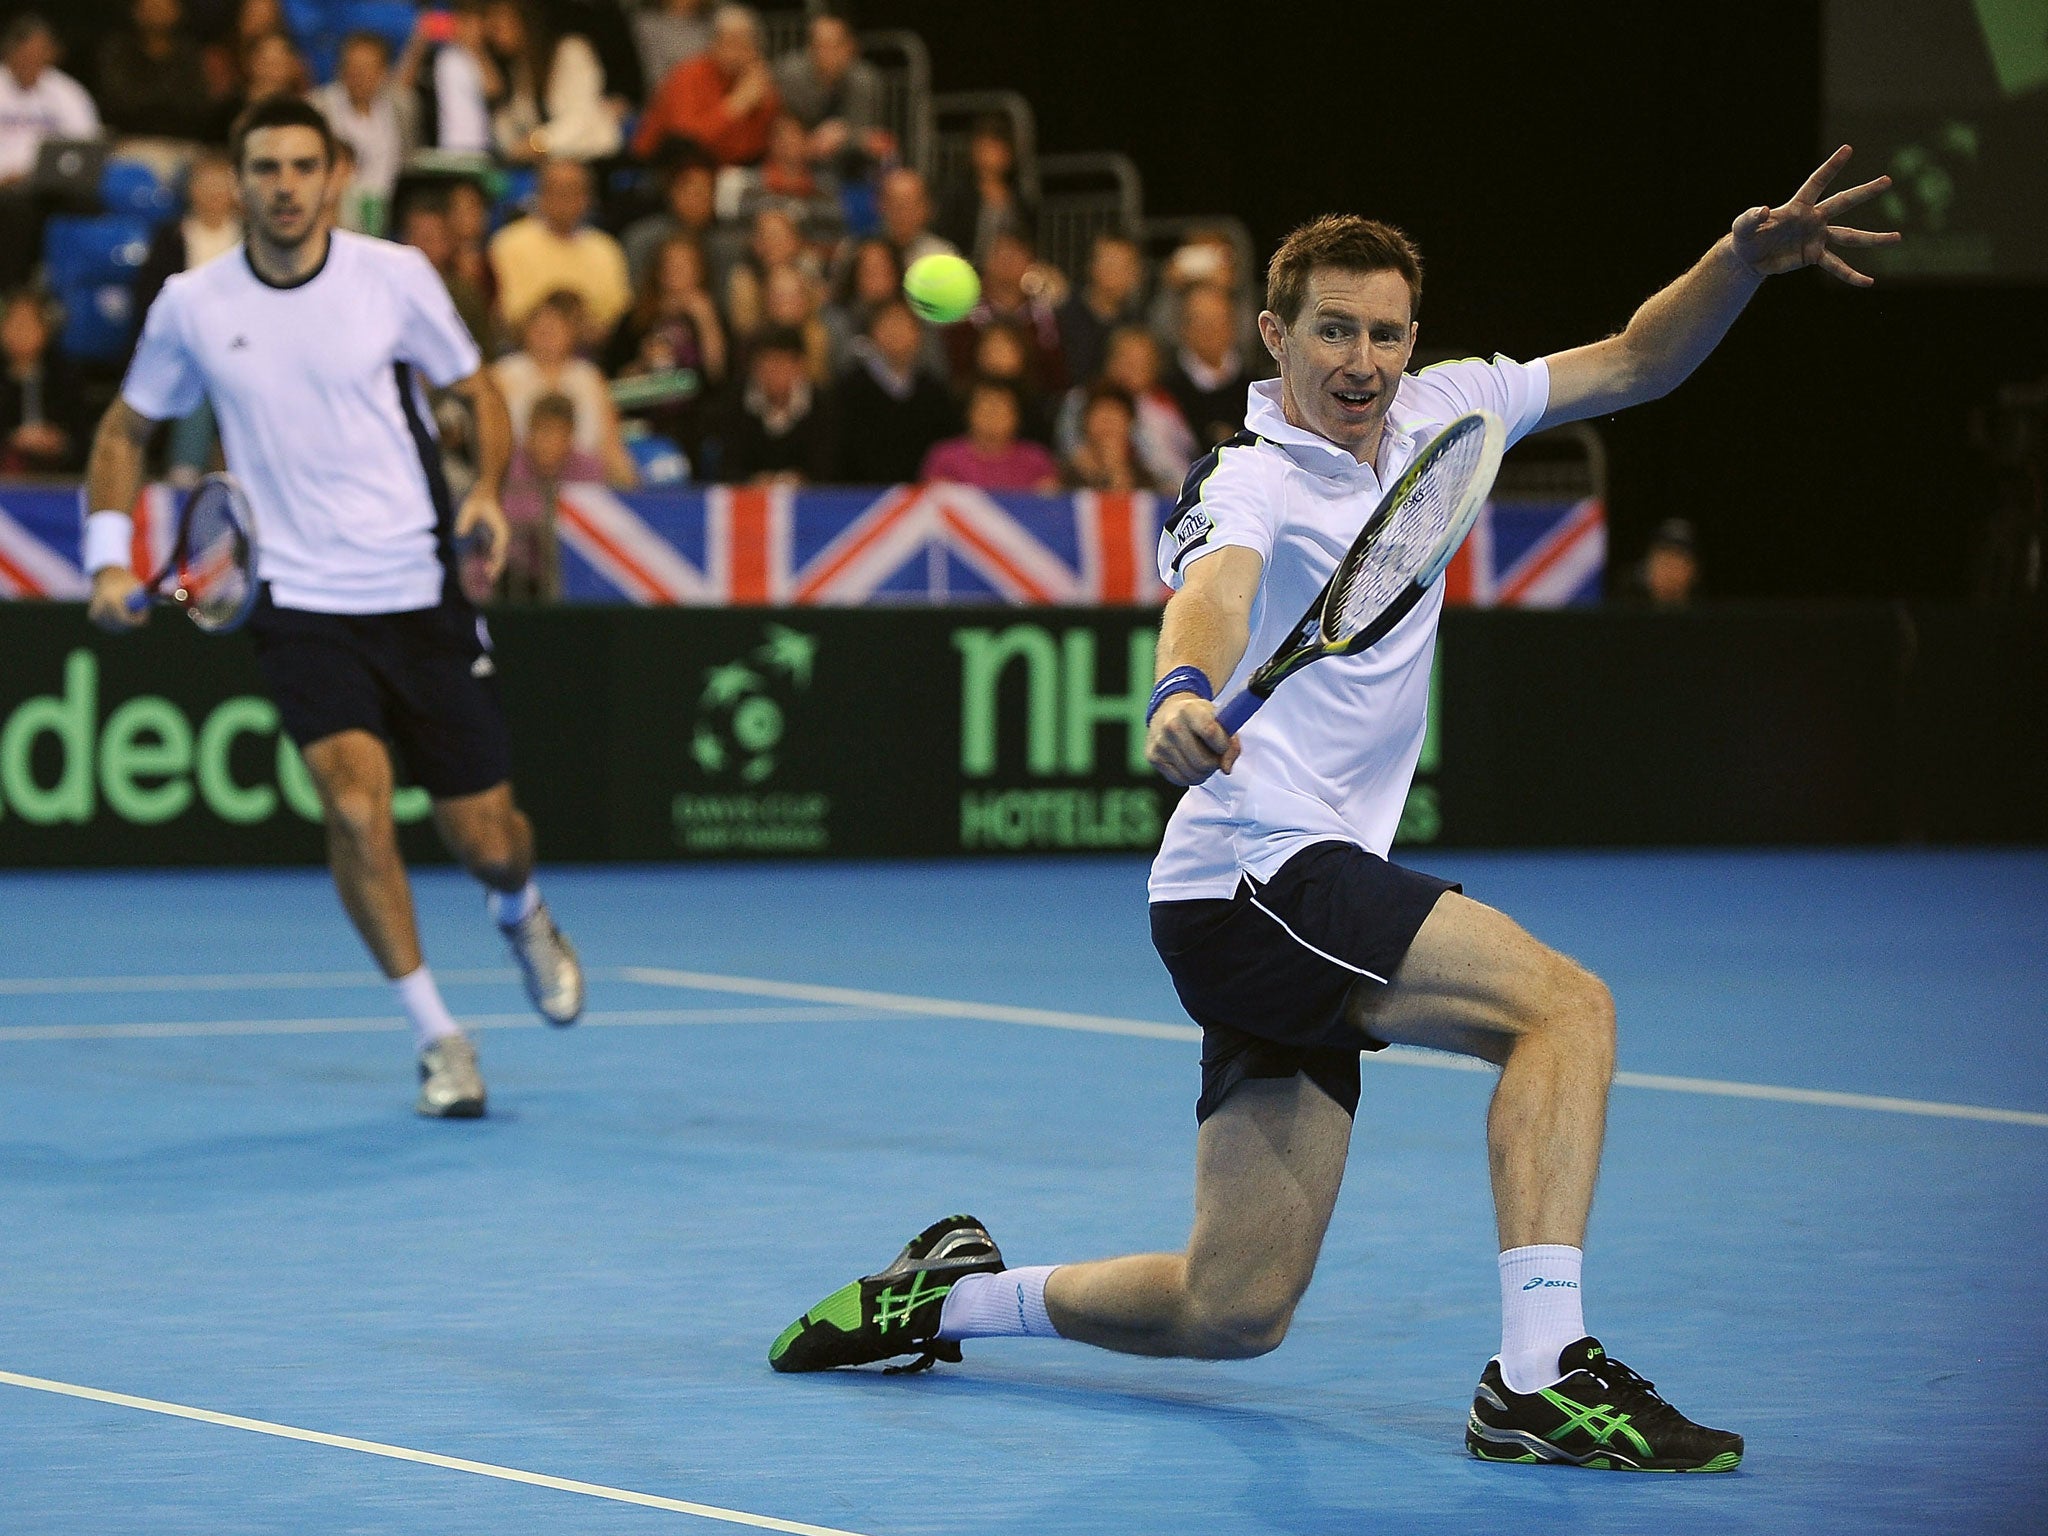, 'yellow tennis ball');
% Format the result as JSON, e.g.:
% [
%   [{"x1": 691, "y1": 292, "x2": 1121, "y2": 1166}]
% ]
[{"x1": 903, "y1": 253, "x2": 981, "y2": 324}]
